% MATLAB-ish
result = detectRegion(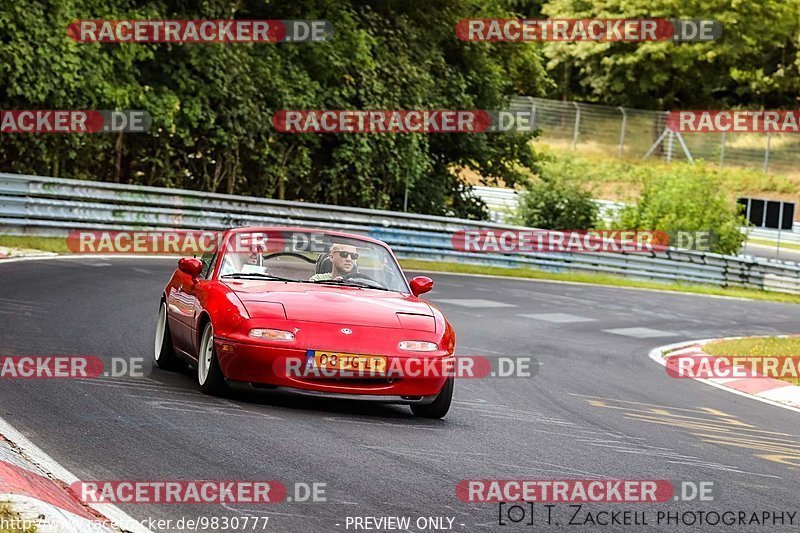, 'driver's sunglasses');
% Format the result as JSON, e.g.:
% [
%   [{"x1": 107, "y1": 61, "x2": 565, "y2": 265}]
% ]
[{"x1": 333, "y1": 251, "x2": 359, "y2": 260}]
